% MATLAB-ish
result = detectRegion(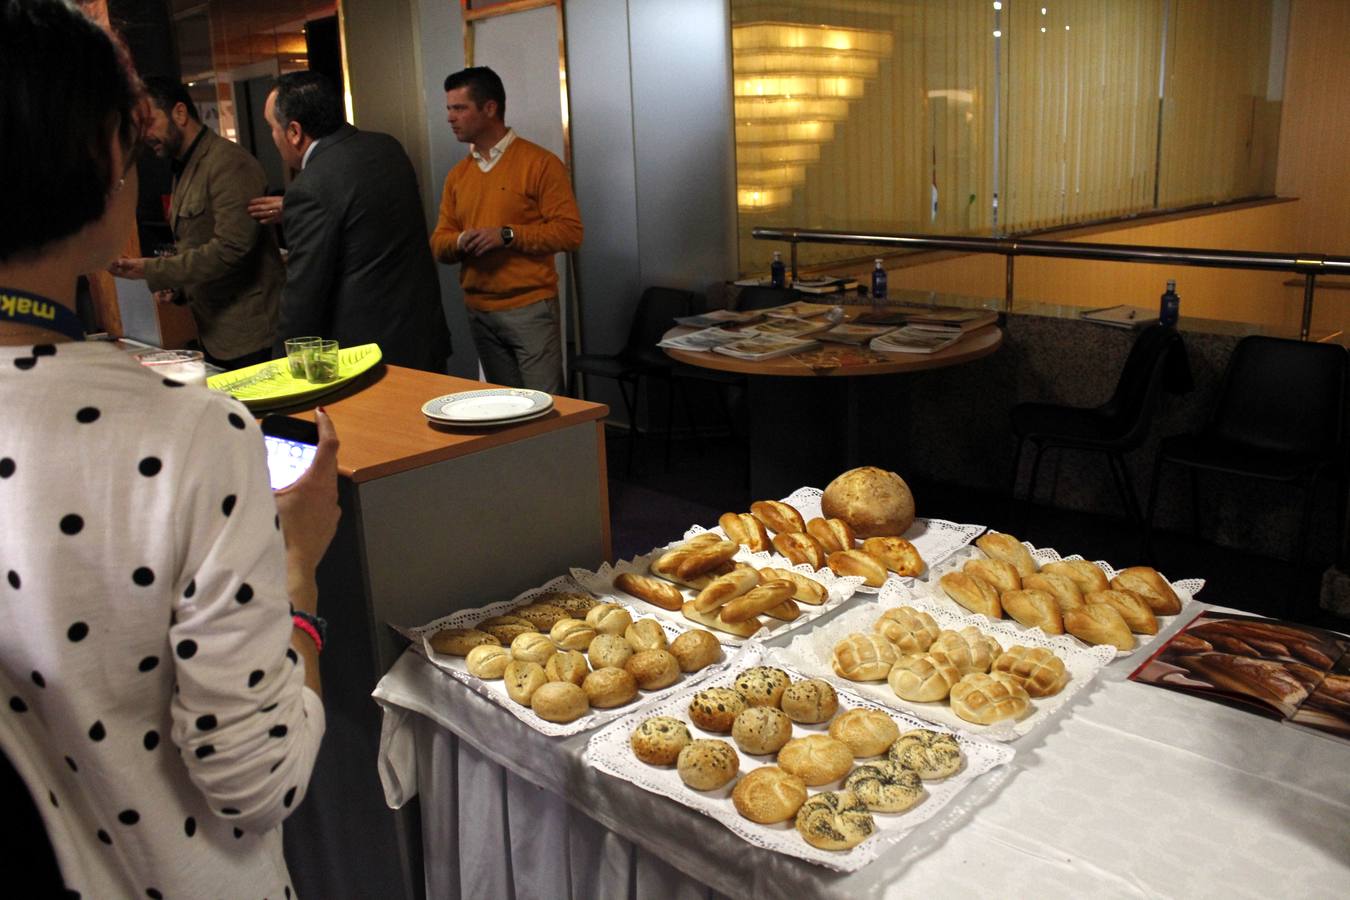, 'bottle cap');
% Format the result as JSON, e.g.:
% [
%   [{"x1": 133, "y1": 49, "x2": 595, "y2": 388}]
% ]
[
  {"x1": 874, "y1": 258, "x2": 883, "y2": 266},
  {"x1": 773, "y1": 250, "x2": 782, "y2": 260},
  {"x1": 1166, "y1": 279, "x2": 1176, "y2": 289}
]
